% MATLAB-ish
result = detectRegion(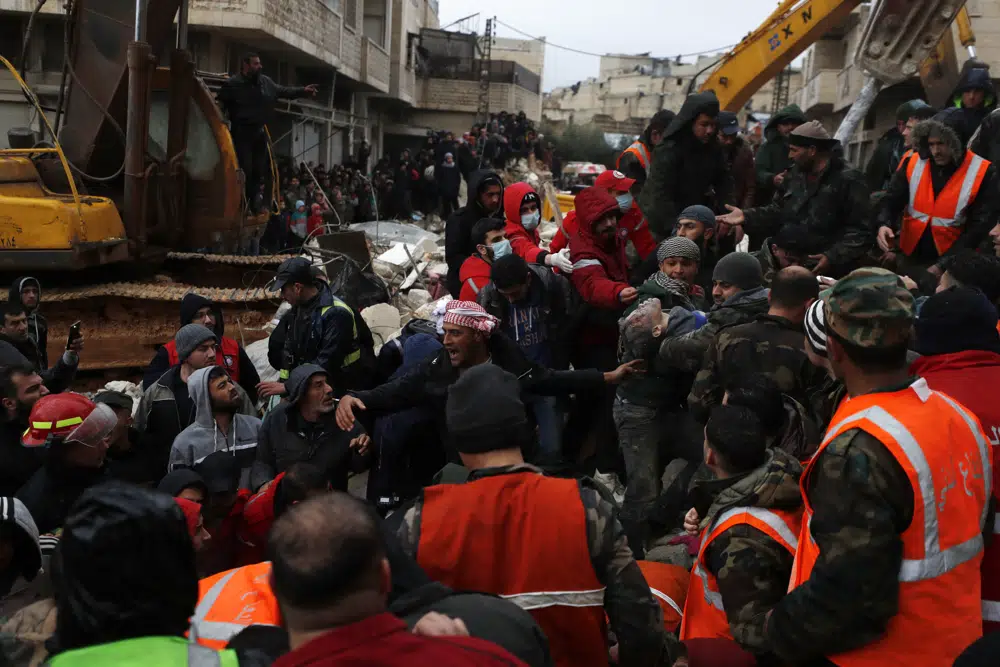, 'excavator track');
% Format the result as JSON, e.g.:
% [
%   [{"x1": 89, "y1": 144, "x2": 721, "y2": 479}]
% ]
[{"x1": 1, "y1": 253, "x2": 296, "y2": 378}]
